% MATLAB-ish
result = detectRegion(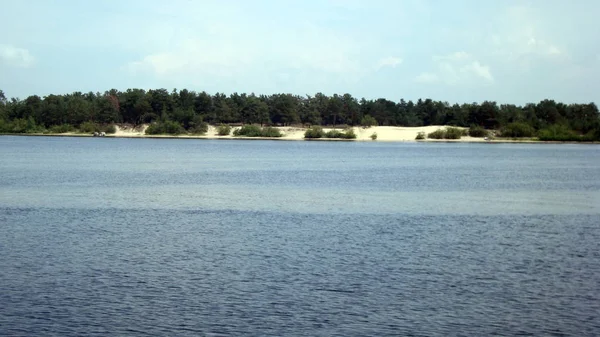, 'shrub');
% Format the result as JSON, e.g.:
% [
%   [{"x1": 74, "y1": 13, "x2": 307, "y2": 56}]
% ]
[
  {"x1": 304, "y1": 126, "x2": 325, "y2": 139},
  {"x1": 361, "y1": 115, "x2": 378, "y2": 127},
  {"x1": 321, "y1": 128, "x2": 356, "y2": 139},
  {"x1": 537, "y1": 124, "x2": 591, "y2": 142},
  {"x1": 468, "y1": 125, "x2": 488, "y2": 137},
  {"x1": 260, "y1": 126, "x2": 282, "y2": 137},
  {"x1": 427, "y1": 129, "x2": 446, "y2": 139},
  {"x1": 189, "y1": 115, "x2": 208, "y2": 134},
  {"x1": 48, "y1": 124, "x2": 75, "y2": 134},
  {"x1": 501, "y1": 122, "x2": 535, "y2": 138},
  {"x1": 216, "y1": 124, "x2": 232, "y2": 136},
  {"x1": 79, "y1": 121, "x2": 100, "y2": 133},
  {"x1": 102, "y1": 124, "x2": 117, "y2": 134},
  {"x1": 445, "y1": 127, "x2": 463, "y2": 139},
  {"x1": 416, "y1": 132, "x2": 426, "y2": 140},
  {"x1": 145, "y1": 120, "x2": 185, "y2": 135},
  {"x1": 370, "y1": 132, "x2": 377, "y2": 140},
  {"x1": 234, "y1": 124, "x2": 262, "y2": 137},
  {"x1": 325, "y1": 130, "x2": 344, "y2": 138},
  {"x1": 342, "y1": 128, "x2": 357, "y2": 139},
  {"x1": 233, "y1": 125, "x2": 282, "y2": 137},
  {"x1": 427, "y1": 127, "x2": 463, "y2": 140}
]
